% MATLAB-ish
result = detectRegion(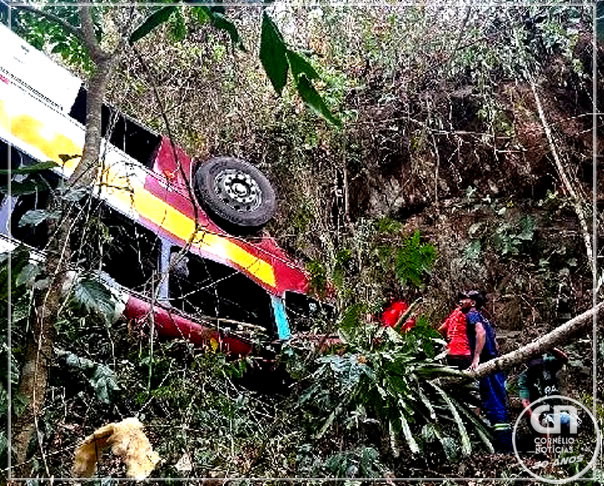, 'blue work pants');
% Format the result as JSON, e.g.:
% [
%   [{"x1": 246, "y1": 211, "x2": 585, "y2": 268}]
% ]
[{"x1": 479, "y1": 371, "x2": 513, "y2": 452}]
